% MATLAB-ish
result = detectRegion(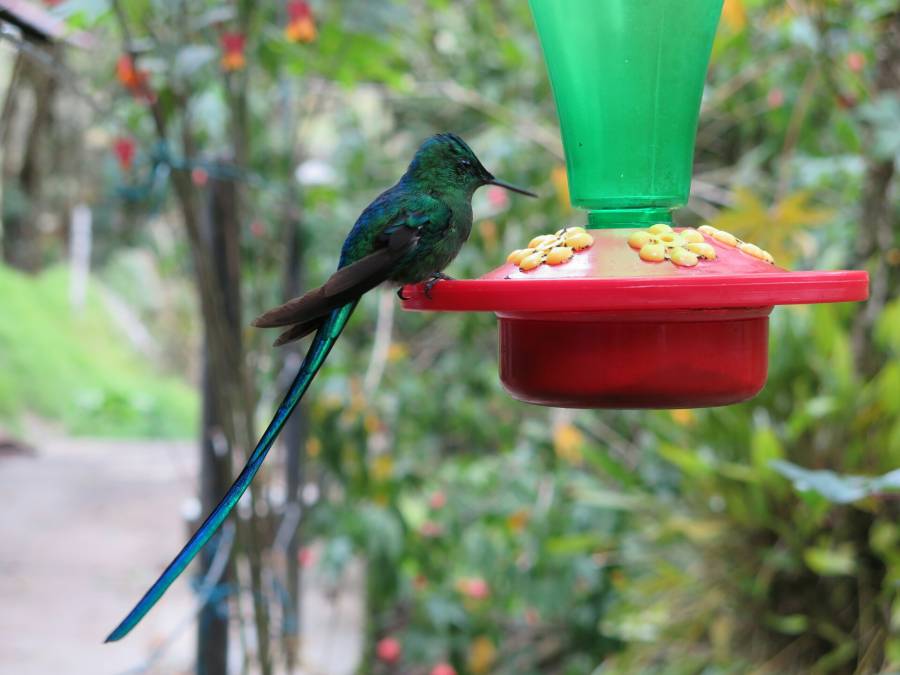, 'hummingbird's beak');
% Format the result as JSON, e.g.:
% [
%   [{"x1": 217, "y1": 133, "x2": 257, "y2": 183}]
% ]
[{"x1": 487, "y1": 178, "x2": 538, "y2": 198}]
